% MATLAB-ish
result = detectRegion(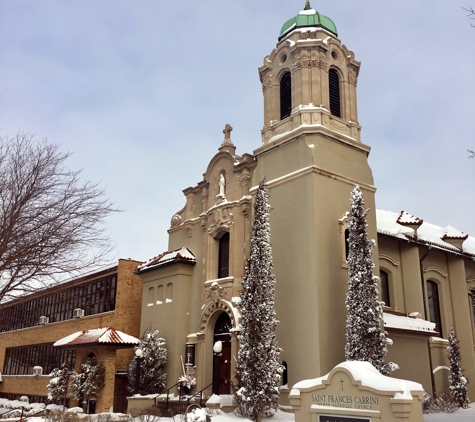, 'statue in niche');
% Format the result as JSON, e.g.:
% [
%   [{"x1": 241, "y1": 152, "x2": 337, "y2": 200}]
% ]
[{"x1": 218, "y1": 173, "x2": 226, "y2": 197}]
